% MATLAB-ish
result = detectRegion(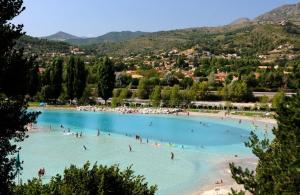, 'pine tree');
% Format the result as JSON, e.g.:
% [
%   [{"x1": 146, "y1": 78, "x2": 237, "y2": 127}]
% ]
[
  {"x1": 230, "y1": 94, "x2": 300, "y2": 194},
  {"x1": 0, "y1": 1, "x2": 40, "y2": 194},
  {"x1": 97, "y1": 57, "x2": 115, "y2": 103}
]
